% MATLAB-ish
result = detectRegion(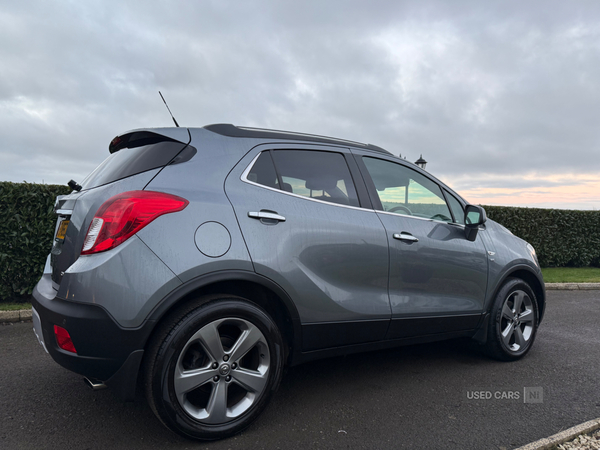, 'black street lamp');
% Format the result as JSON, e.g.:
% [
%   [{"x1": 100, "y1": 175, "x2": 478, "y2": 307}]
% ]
[{"x1": 415, "y1": 154, "x2": 427, "y2": 170}]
